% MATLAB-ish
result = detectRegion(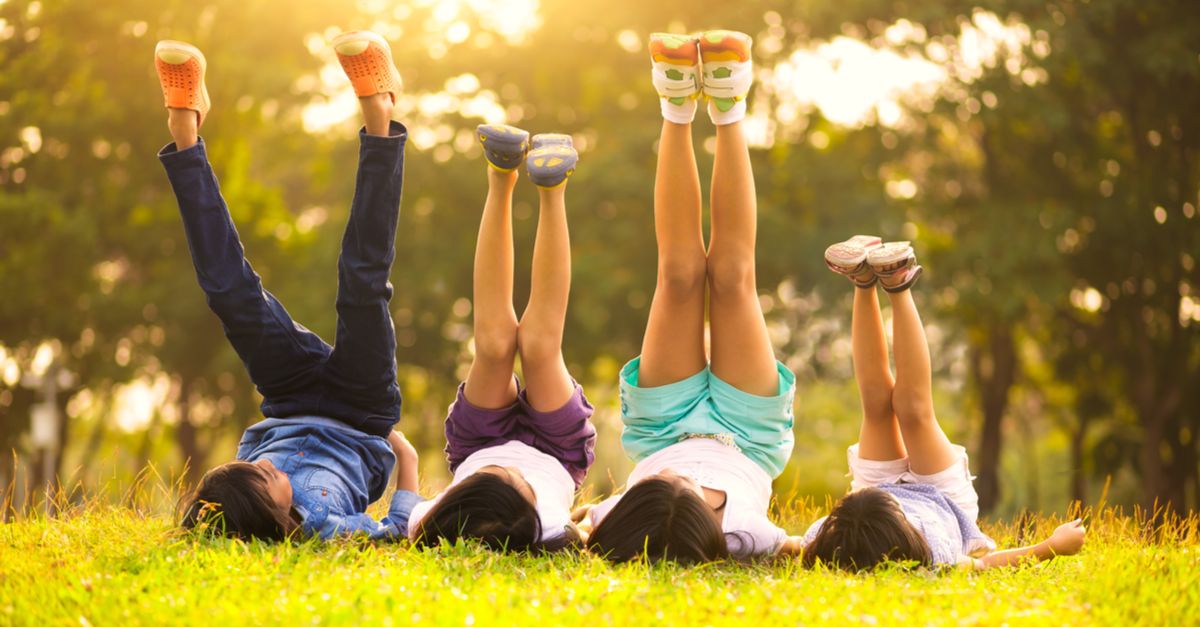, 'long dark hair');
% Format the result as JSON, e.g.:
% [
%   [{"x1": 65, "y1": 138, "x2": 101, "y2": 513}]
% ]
[
  {"x1": 585, "y1": 478, "x2": 729, "y2": 564},
  {"x1": 180, "y1": 462, "x2": 299, "y2": 542},
  {"x1": 802, "y1": 487, "x2": 932, "y2": 570},
  {"x1": 413, "y1": 473, "x2": 546, "y2": 552}
]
